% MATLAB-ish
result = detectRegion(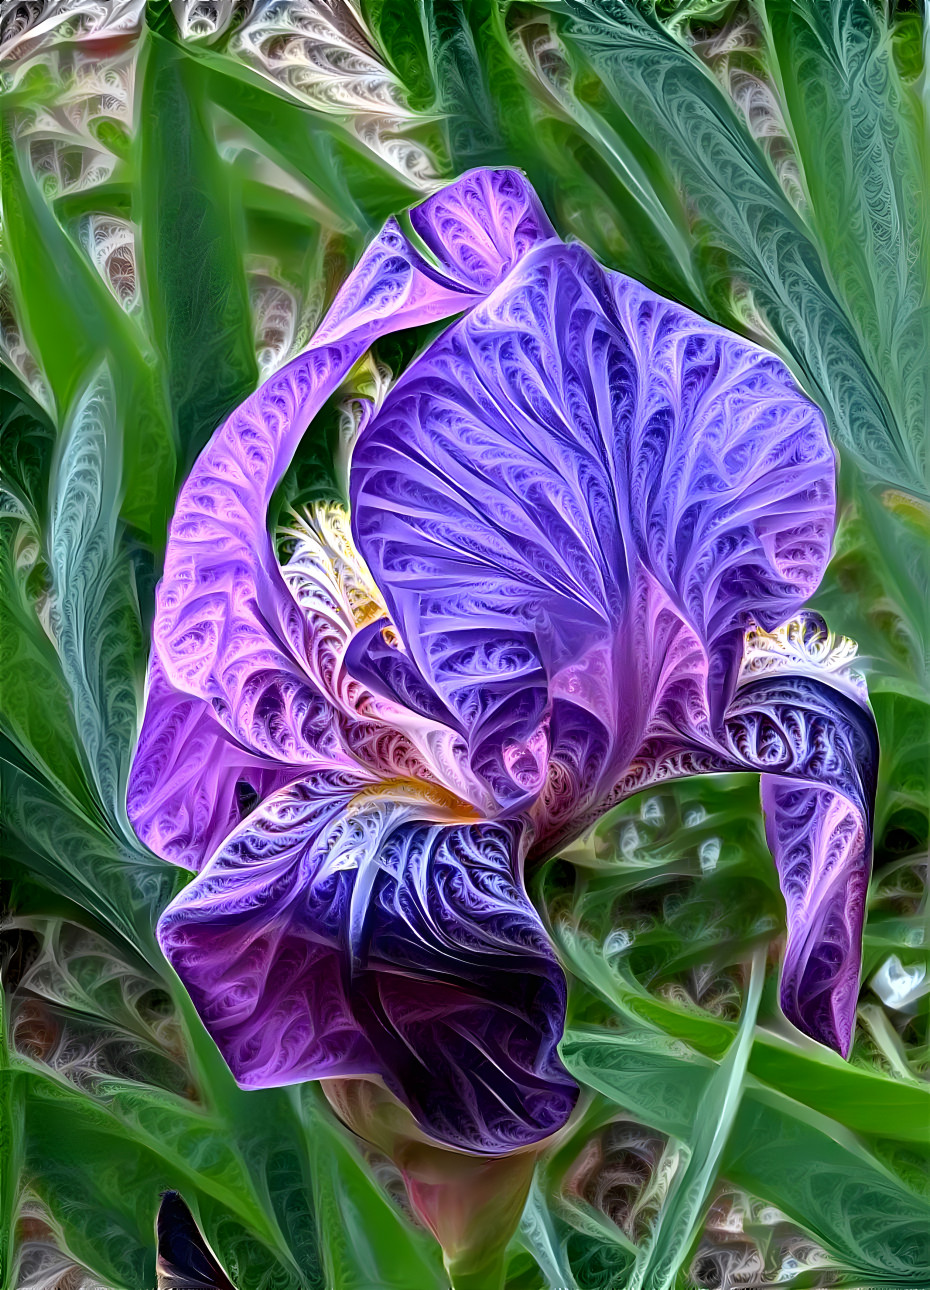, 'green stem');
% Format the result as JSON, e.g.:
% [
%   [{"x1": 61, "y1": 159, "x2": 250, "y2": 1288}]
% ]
[
  {"x1": 447, "y1": 1247, "x2": 507, "y2": 1290},
  {"x1": 626, "y1": 947, "x2": 766, "y2": 1290}
]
